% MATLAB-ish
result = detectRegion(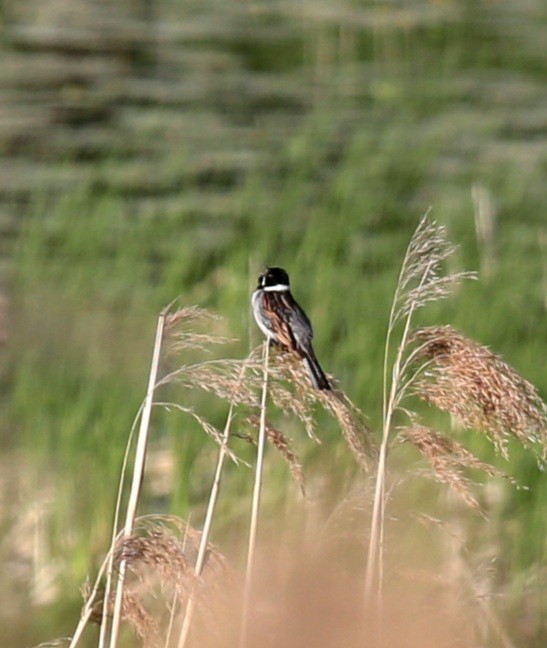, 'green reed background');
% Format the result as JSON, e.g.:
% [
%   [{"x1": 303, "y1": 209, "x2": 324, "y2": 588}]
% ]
[{"x1": 1, "y1": 0, "x2": 546, "y2": 645}]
